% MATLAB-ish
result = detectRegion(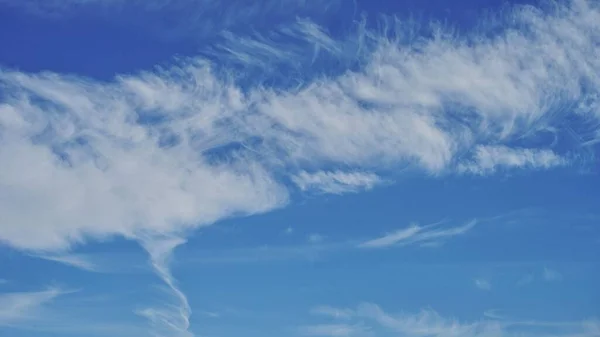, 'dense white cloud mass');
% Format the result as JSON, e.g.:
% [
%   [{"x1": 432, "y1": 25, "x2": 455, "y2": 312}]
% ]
[
  {"x1": 0, "y1": 67, "x2": 287, "y2": 251},
  {"x1": 0, "y1": 0, "x2": 598, "y2": 253}
]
